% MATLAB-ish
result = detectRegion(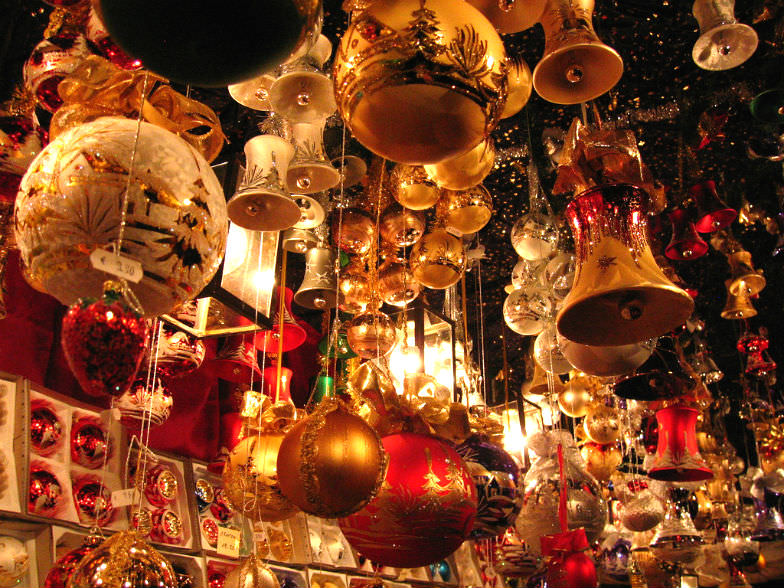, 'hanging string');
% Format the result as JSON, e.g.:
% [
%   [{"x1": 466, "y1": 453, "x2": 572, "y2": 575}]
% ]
[
  {"x1": 275, "y1": 248, "x2": 288, "y2": 404},
  {"x1": 460, "y1": 273, "x2": 471, "y2": 408},
  {"x1": 475, "y1": 251, "x2": 488, "y2": 406}
]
